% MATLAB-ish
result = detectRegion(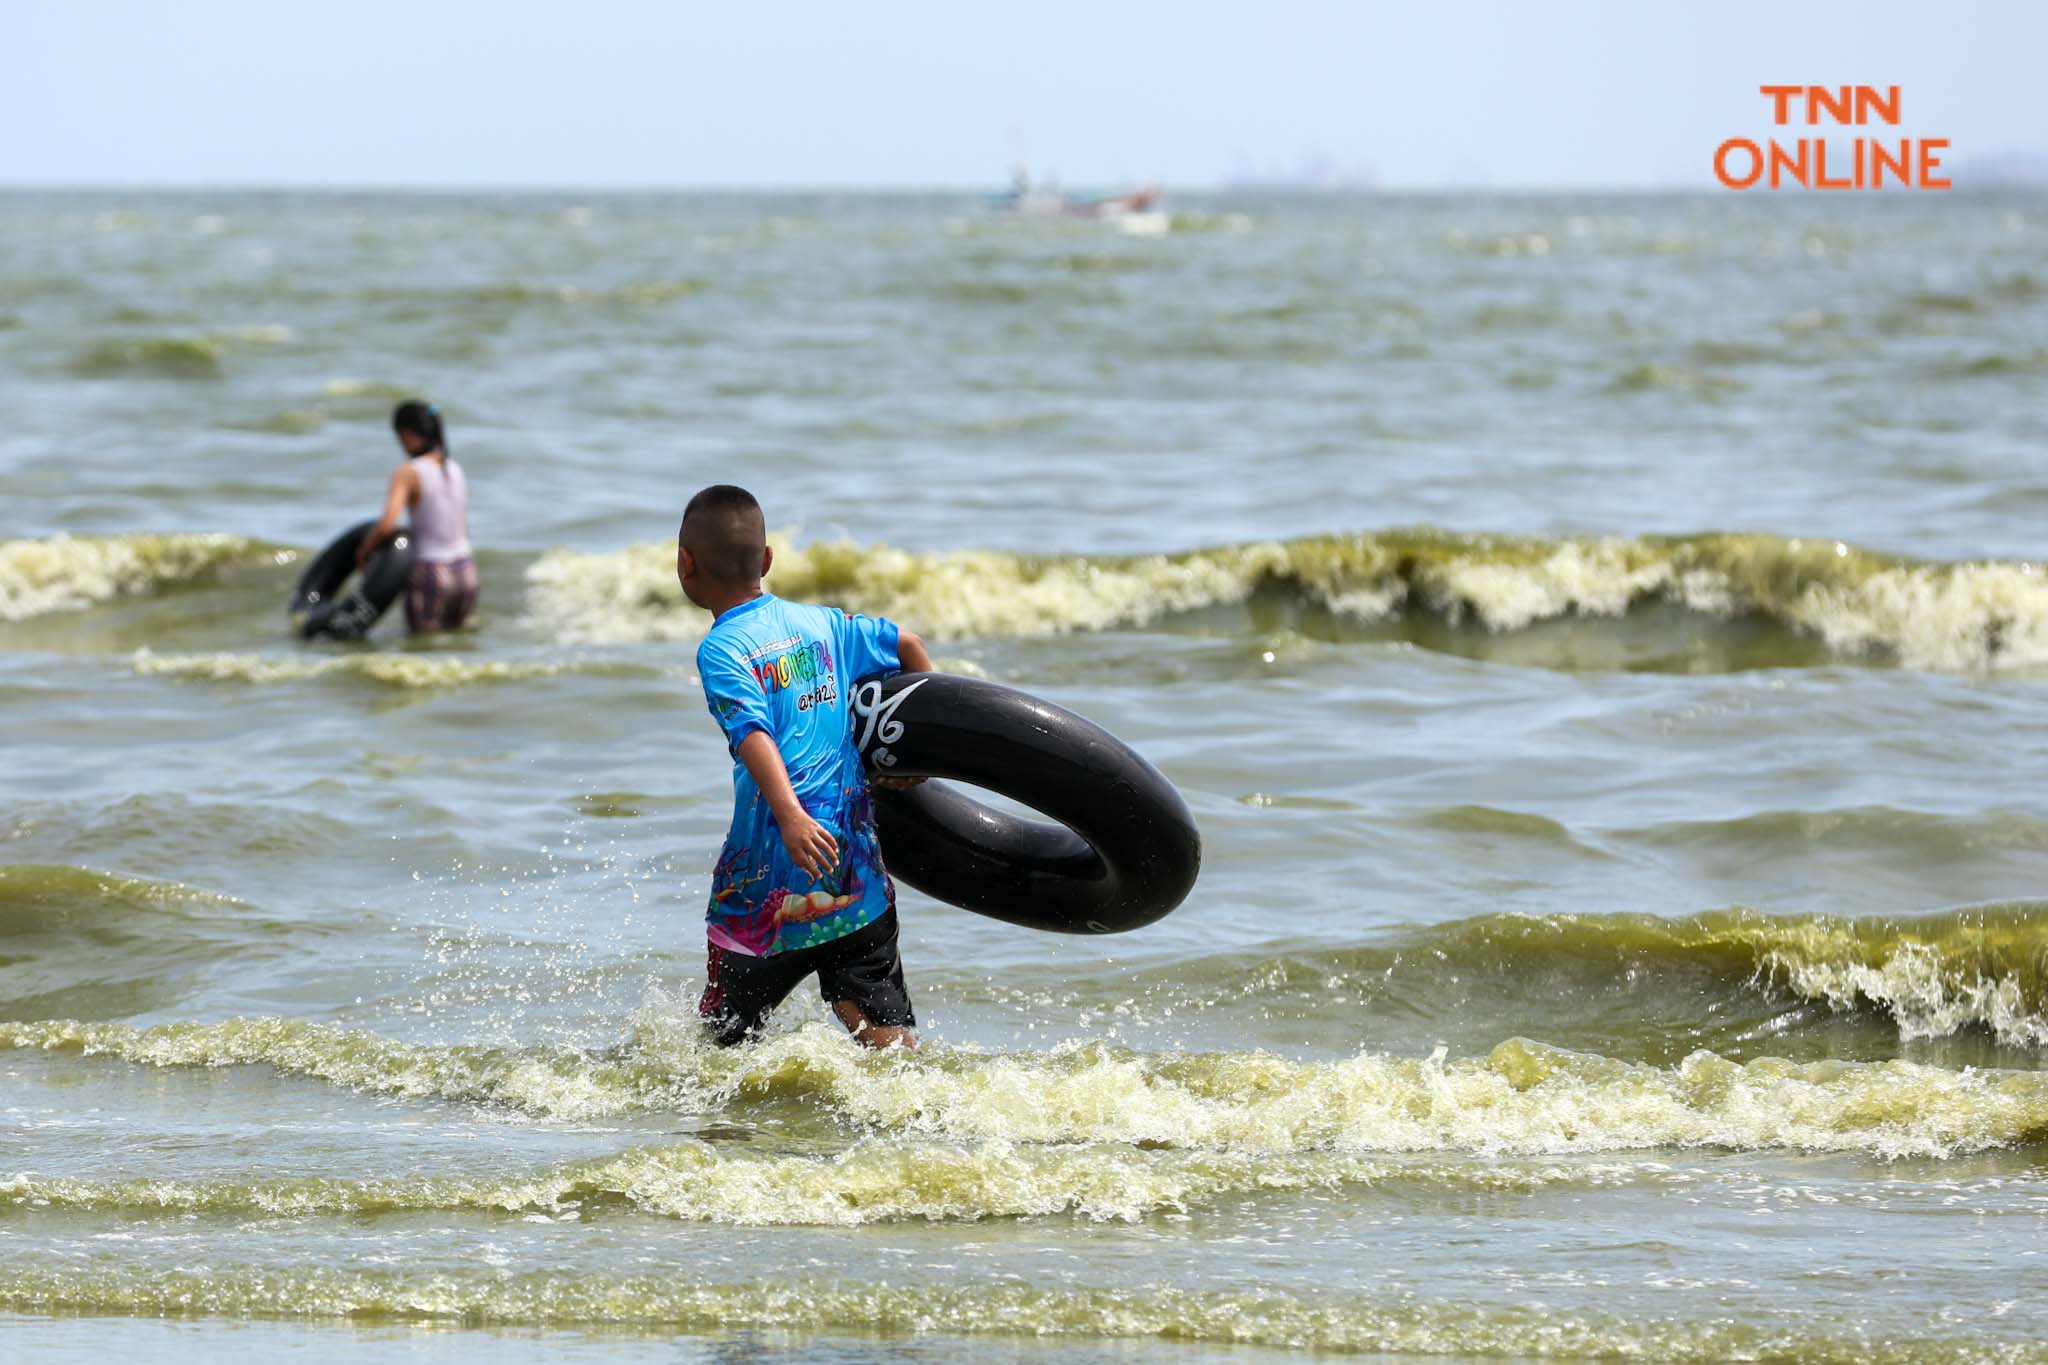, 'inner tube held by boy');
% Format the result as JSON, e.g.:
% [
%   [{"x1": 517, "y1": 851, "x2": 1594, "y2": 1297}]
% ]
[
  {"x1": 853, "y1": 671, "x2": 1201, "y2": 933},
  {"x1": 290, "y1": 521, "x2": 416, "y2": 641}
]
